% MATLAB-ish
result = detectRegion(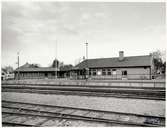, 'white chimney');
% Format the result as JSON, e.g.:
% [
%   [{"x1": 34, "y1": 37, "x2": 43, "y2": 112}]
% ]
[{"x1": 119, "y1": 51, "x2": 124, "y2": 61}]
